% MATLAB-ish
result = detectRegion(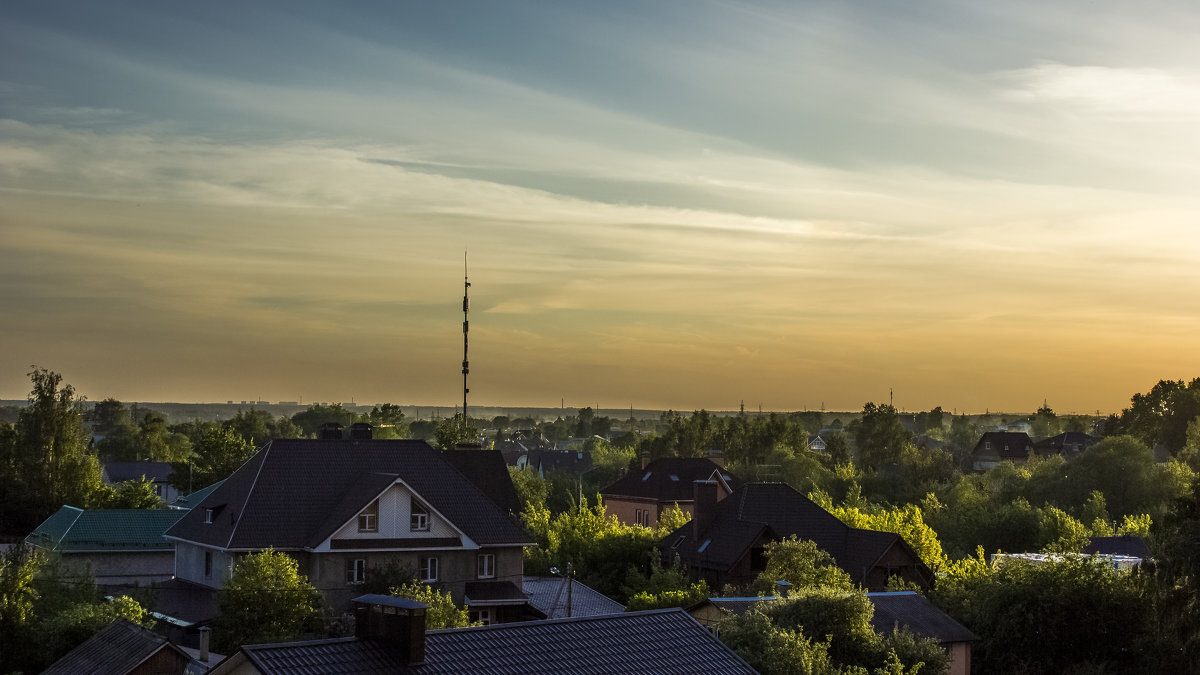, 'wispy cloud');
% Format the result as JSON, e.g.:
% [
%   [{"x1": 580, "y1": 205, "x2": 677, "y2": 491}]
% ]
[{"x1": 999, "y1": 62, "x2": 1200, "y2": 116}]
